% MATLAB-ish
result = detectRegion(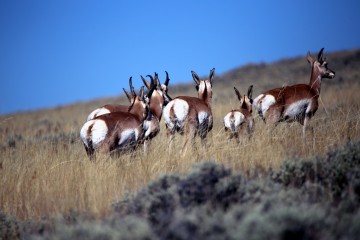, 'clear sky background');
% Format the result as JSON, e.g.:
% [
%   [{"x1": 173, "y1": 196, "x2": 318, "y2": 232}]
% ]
[{"x1": 1, "y1": 0, "x2": 359, "y2": 114}]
